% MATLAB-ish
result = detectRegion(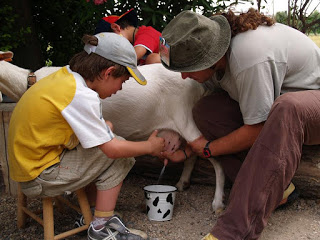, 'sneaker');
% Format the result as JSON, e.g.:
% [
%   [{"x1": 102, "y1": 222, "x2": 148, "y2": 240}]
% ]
[
  {"x1": 75, "y1": 214, "x2": 86, "y2": 228},
  {"x1": 75, "y1": 210, "x2": 123, "y2": 228},
  {"x1": 75, "y1": 206, "x2": 95, "y2": 229},
  {"x1": 87, "y1": 215, "x2": 148, "y2": 240}
]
